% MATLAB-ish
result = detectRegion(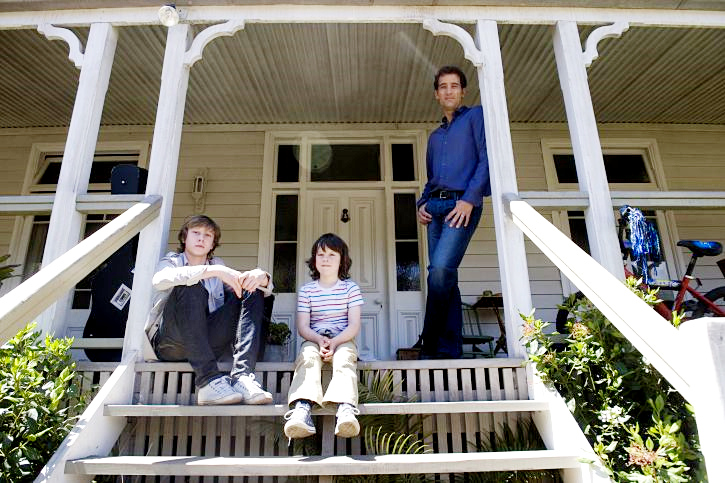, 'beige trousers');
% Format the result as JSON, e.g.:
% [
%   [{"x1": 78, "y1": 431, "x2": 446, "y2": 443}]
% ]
[{"x1": 287, "y1": 340, "x2": 358, "y2": 408}]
